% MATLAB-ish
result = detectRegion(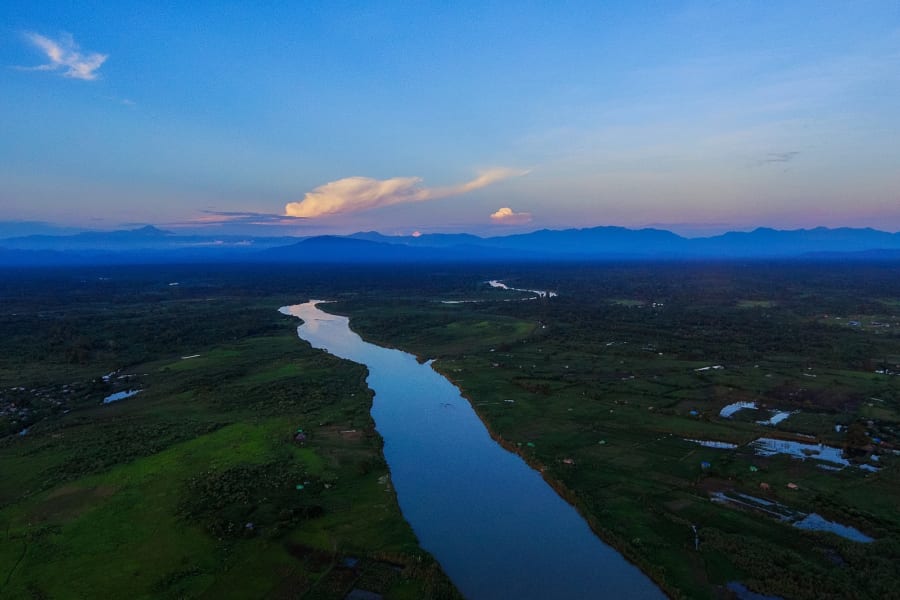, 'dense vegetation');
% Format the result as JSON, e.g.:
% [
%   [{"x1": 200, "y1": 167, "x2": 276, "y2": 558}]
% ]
[
  {"x1": 329, "y1": 261, "x2": 900, "y2": 599},
  {"x1": 0, "y1": 266, "x2": 459, "y2": 599},
  {"x1": 1, "y1": 261, "x2": 898, "y2": 599}
]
